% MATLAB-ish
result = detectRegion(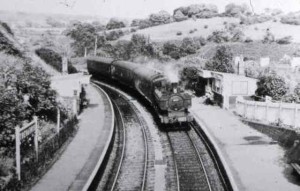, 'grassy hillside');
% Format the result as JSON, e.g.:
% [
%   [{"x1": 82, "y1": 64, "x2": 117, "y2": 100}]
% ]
[
  {"x1": 194, "y1": 42, "x2": 300, "y2": 62},
  {"x1": 121, "y1": 17, "x2": 300, "y2": 43}
]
